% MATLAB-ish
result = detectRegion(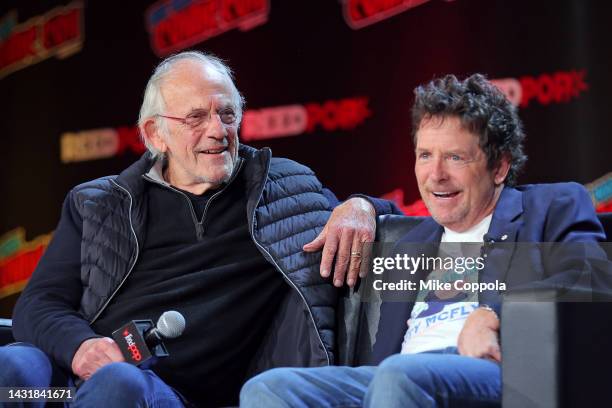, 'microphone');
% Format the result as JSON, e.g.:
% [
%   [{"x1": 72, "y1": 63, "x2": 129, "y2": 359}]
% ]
[
  {"x1": 144, "y1": 311, "x2": 186, "y2": 349},
  {"x1": 112, "y1": 311, "x2": 186, "y2": 366}
]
